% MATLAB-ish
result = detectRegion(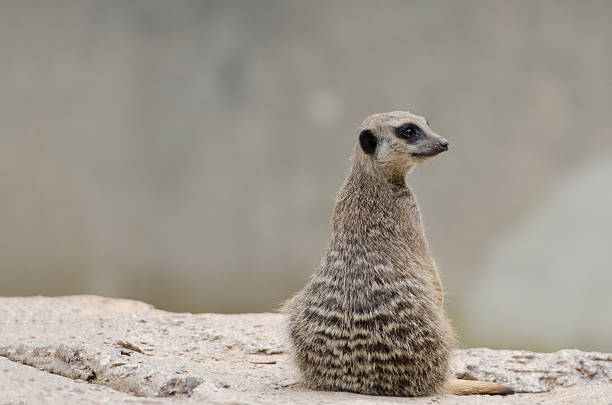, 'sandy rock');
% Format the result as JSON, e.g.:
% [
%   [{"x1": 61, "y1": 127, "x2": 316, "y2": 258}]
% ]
[
  {"x1": 452, "y1": 348, "x2": 612, "y2": 393},
  {"x1": 0, "y1": 295, "x2": 610, "y2": 404}
]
